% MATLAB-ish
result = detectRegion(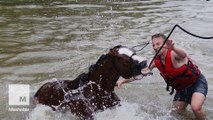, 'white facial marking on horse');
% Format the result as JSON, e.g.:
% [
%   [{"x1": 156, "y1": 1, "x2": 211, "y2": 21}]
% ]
[
  {"x1": 132, "y1": 55, "x2": 147, "y2": 63},
  {"x1": 118, "y1": 47, "x2": 147, "y2": 62},
  {"x1": 118, "y1": 48, "x2": 134, "y2": 57}
]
